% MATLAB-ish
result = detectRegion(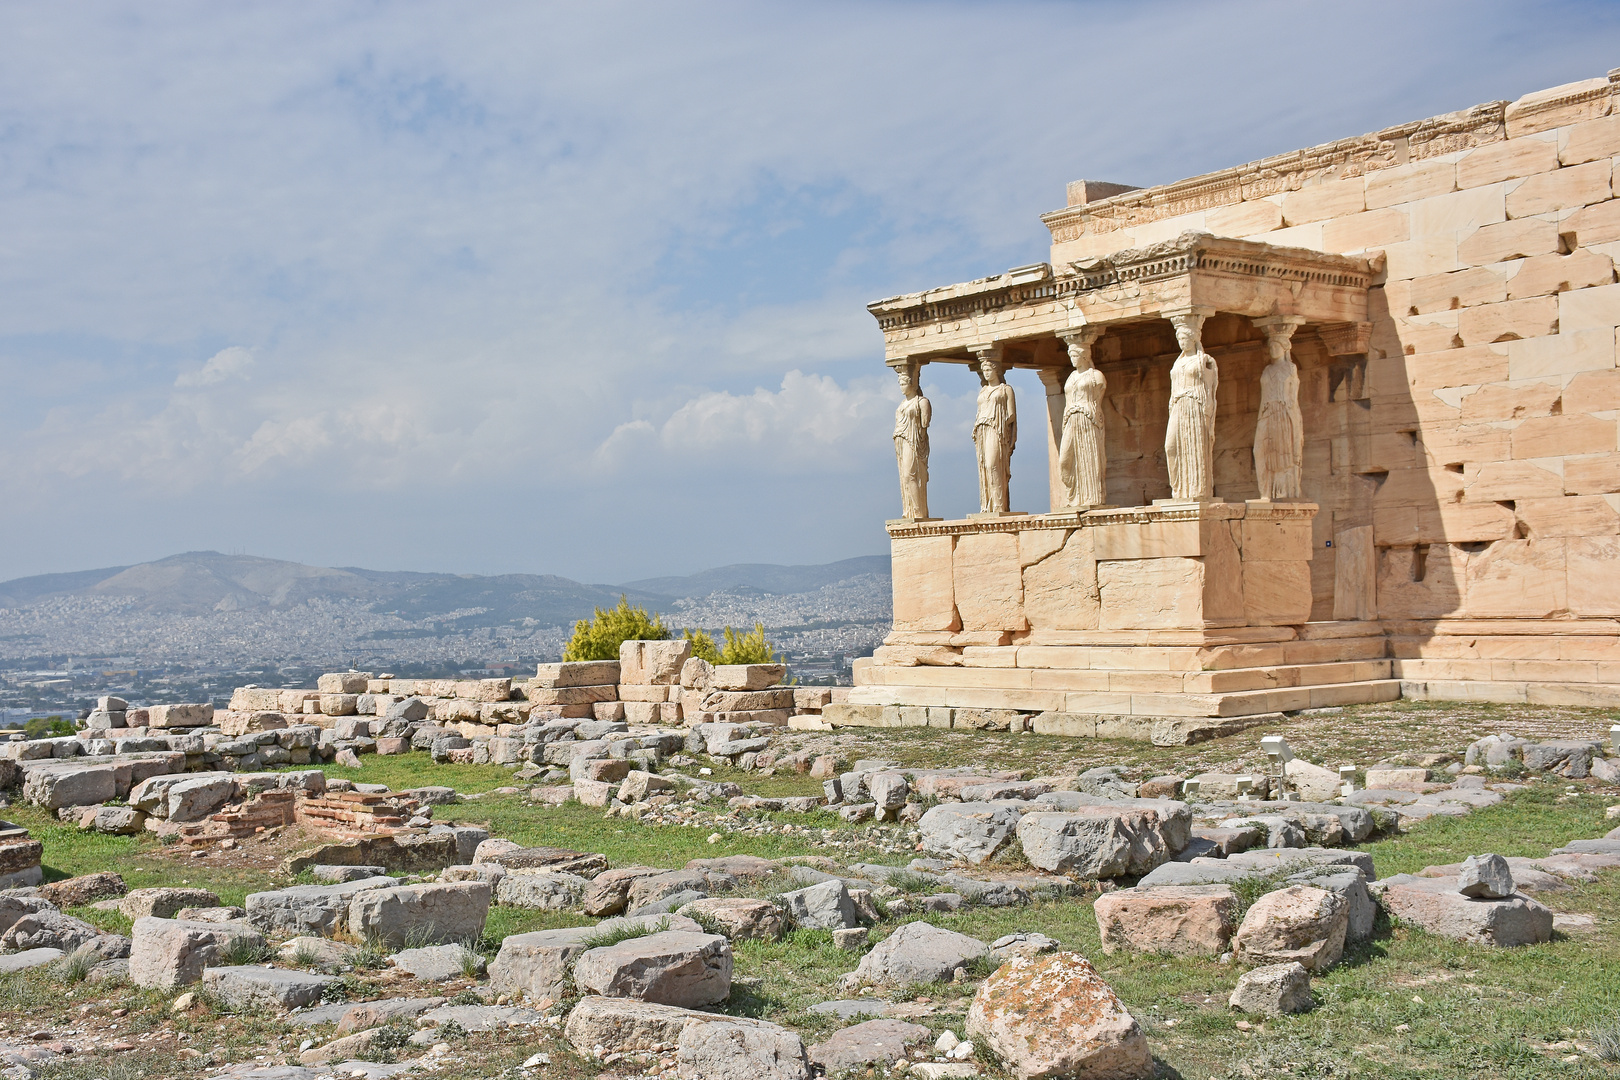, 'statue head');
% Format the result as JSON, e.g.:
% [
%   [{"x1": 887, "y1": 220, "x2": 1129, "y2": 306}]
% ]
[
  {"x1": 896, "y1": 366, "x2": 917, "y2": 397},
  {"x1": 977, "y1": 356, "x2": 1004, "y2": 385},
  {"x1": 1065, "y1": 331, "x2": 1096, "y2": 371},
  {"x1": 1170, "y1": 312, "x2": 1205, "y2": 356}
]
